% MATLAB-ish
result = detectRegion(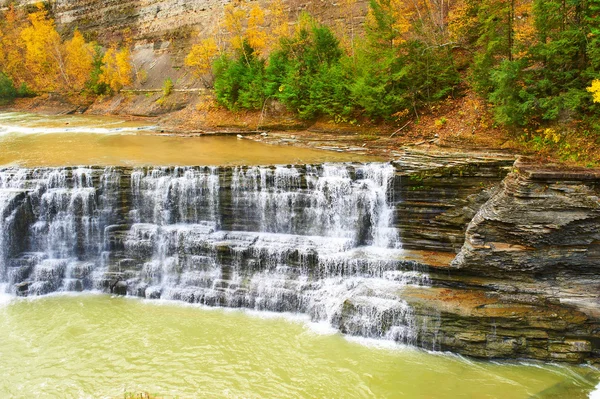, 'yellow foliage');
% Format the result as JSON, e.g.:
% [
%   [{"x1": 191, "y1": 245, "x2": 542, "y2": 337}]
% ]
[
  {"x1": 20, "y1": 4, "x2": 65, "y2": 91},
  {"x1": 513, "y1": 1, "x2": 536, "y2": 59},
  {"x1": 587, "y1": 80, "x2": 600, "y2": 103},
  {"x1": 0, "y1": 5, "x2": 27, "y2": 85},
  {"x1": 64, "y1": 30, "x2": 94, "y2": 91},
  {"x1": 223, "y1": 3, "x2": 245, "y2": 51},
  {"x1": 99, "y1": 46, "x2": 133, "y2": 93},
  {"x1": 221, "y1": 1, "x2": 269, "y2": 54},
  {"x1": 268, "y1": 0, "x2": 289, "y2": 41},
  {"x1": 185, "y1": 38, "x2": 219, "y2": 77},
  {"x1": 542, "y1": 128, "x2": 561, "y2": 144},
  {"x1": 448, "y1": 0, "x2": 477, "y2": 44},
  {"x1": 246, "y1": 5, "x2": 267, "y2": 55}
]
